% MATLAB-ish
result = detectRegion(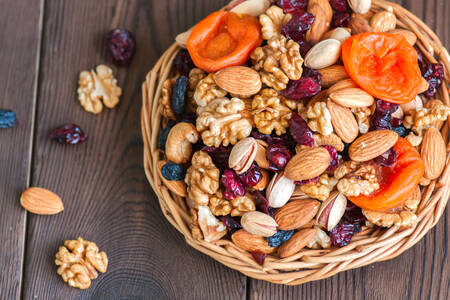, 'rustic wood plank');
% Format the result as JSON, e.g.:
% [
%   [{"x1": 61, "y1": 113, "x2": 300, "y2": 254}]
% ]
[
  {"x1": 22, "y1": 0, "x2": 245, "y2": 299},
  {"x1": 249, "y1": 0, "x2": 449, "y2": 299},
  {"x1": 0, "y1": 0, "x2": 43, "y2": 298}
]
